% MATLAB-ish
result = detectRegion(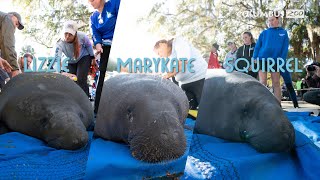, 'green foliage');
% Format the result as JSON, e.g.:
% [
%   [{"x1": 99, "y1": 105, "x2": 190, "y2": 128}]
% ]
[
  {"x1": 106, "y1": 58, "x2": 117, "y2": 72},
  {"x1": 142, "y1": 0, "x2": 320, "y2": 78},
  {"x1": 13, "y1": 0, "x2": 92, "y2": 48},
  {"x1": 20, "y1": 44, "x2": 35, "y2": 57}
]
